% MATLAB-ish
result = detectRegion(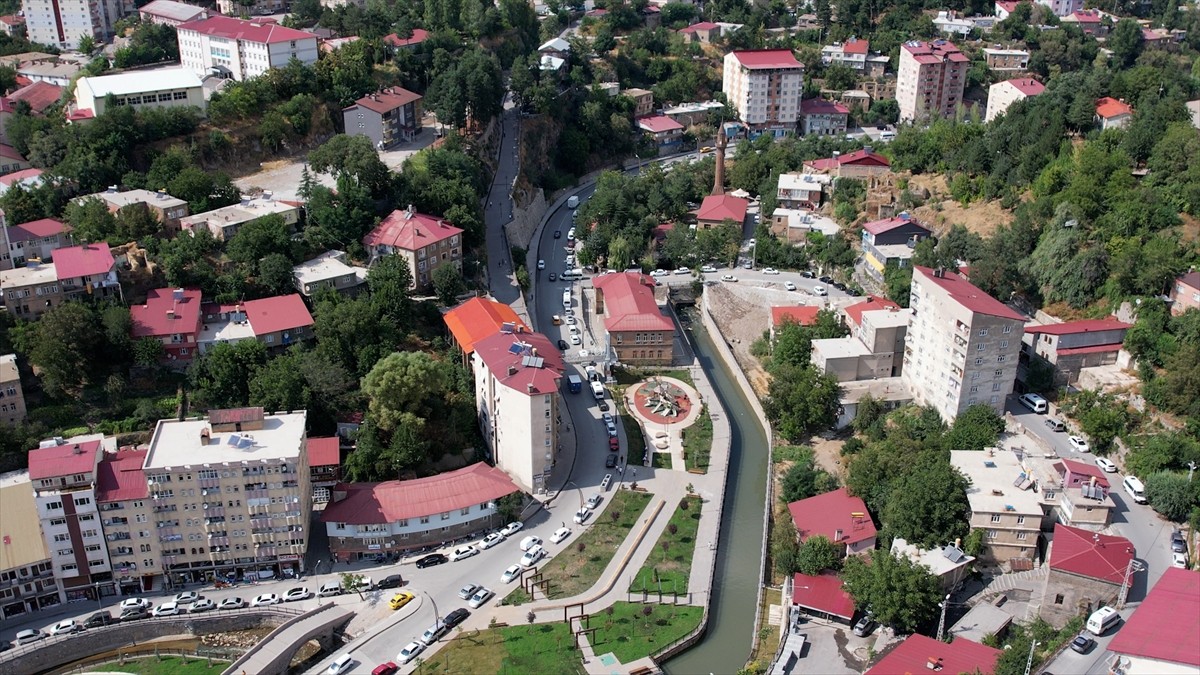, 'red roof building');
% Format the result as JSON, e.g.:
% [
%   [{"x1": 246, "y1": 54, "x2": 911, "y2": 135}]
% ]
[
  {"x1": 772, "y1": 305, "x2": 820, "y2": 328},
  {"x1": 0, "y1": 168, "x2": 44, "y2": 192},
  {"x1": 1022, "y1": 318, "x2": 1131, "y2": 386},
  {"x1": 383, "y1": 28, "x2": 429, "y2": 48},
  {"x1": 800, "y1": 98, "x2": 851, "y2": 136},
  {"x1": 343, "y1": 87, "x2": 423, "y2": 150},
  {"x1": 443, "y1": 297, "x2": 529, "y2": 363},
  {"x1": 727, "y1": 49, "x2": 803, "y2": 70},
  {"x1": 866, "y1": 635, "x2": 1001, "y2": 675},
  {"x1": 350, "y1": 86, "x2": 420, "y2": 115},
  {"x1": 843, "y1": 295, "x2": 901, "y2": 329},
  {"x1": 307, "y1": 436, "x2": 341, "y2": 494},
  {"x1": 28, "y1": 438, "x2": 103, "y2": 481},
  {"x1": 1108, "y1": 568, "x2": 1200, "y2": 672},
  {"x1": 1055, "y1": 458, "x2": 1111, "y2": 489},
  {"x1": 803, "y1": 148, "x2": 891, "y2": 178},
  {"x1": 1048, "y1": 523, "x2": 1133, "y2": 585},
  {"x1": 791, "y1": 572, "x2": 856, "y2": 622},
  {"x1": 994, "y1": 0, "x2": 1020, "y2": 17},
  {"x1": 787, "y1": 487, "x2": 877, "y2": 556},
  {"x1": 636, "y1": 114, "x2": 685, "y2": 134},
  {"x1": 4, "y1": 216, "x2": 67, "y2": 244},
  {"x1": 473, "y1": 330, "x2": 564, "y2": 396},
  {"x1": 593, "y1": 272, "x2": 675, "y2": 366},
  {"x1": 800, "y1": 98, "x2": 850, "y2": 115},
  {"x1": 363, "y1": 206, "x2": 463, "y2": 290},
  {"x1": 52, "y1": 242, "x2": 115, "y2": 280},
  {"x1": 177, "y1": 15, "x2": 317, "y2": 44},
  {"x1": 95, "y1": 449, "x2": 150, "y2": 503},
  {"x1": 308, "y1": 437, "x2": 340, "y2": 468},
  {"x1": 1095, "y1": 96, "x2": 1133, "y2": 129},
  {"x1": 7, "y1": 81, "x2": 62, "y2": 114},
  {"x1": 913, "y1": 266, "x2": 1024, "y2": 321},
  {"x1": 693, "y1": 194, "x2": 749, "y2": 228},
  {"x1": 130, "y1": 288, "x2": 204, "y2": 362},
  {"x1": 243, "y1": 293, "x2": 314, "y2": 340}
]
